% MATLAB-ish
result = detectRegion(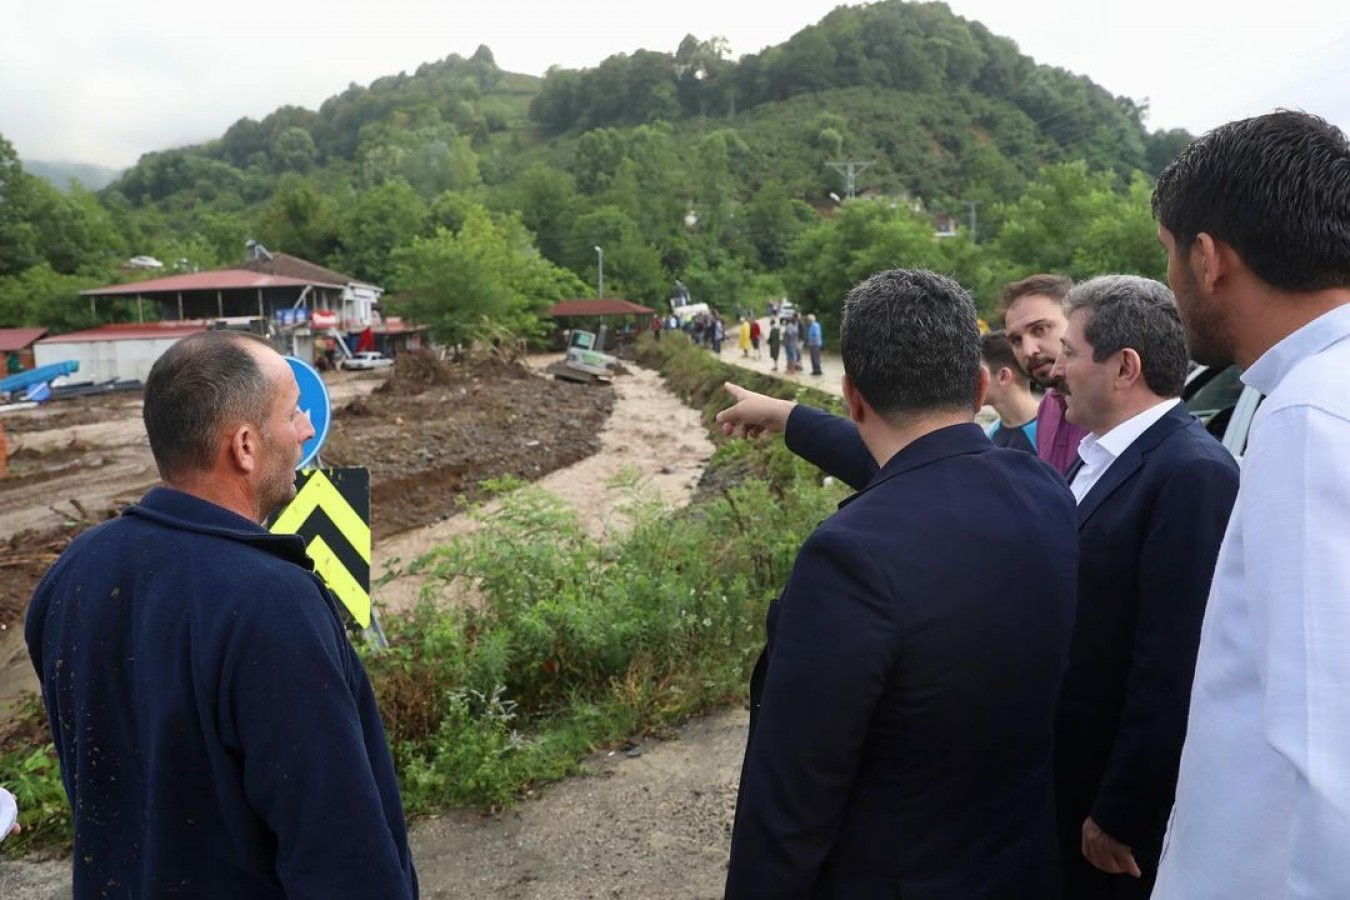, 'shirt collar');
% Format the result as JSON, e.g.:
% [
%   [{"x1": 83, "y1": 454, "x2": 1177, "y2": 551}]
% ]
[
  {"x1": 1243, "y1": 303, "x2": 1350, "y2": 395},
  {"x1": 1077, "y1": 397, "x2": 1181, "y2": 465}
]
